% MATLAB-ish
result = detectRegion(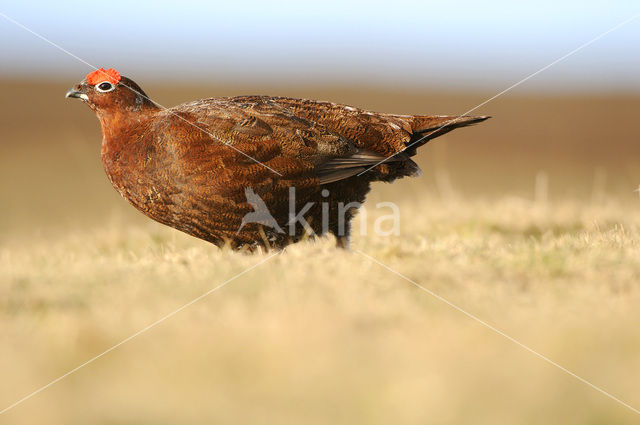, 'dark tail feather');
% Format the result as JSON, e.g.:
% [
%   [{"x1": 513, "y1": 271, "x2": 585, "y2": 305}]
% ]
[{"x1": 404, "y1": 115, "x2": 490, "y2": 156}]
